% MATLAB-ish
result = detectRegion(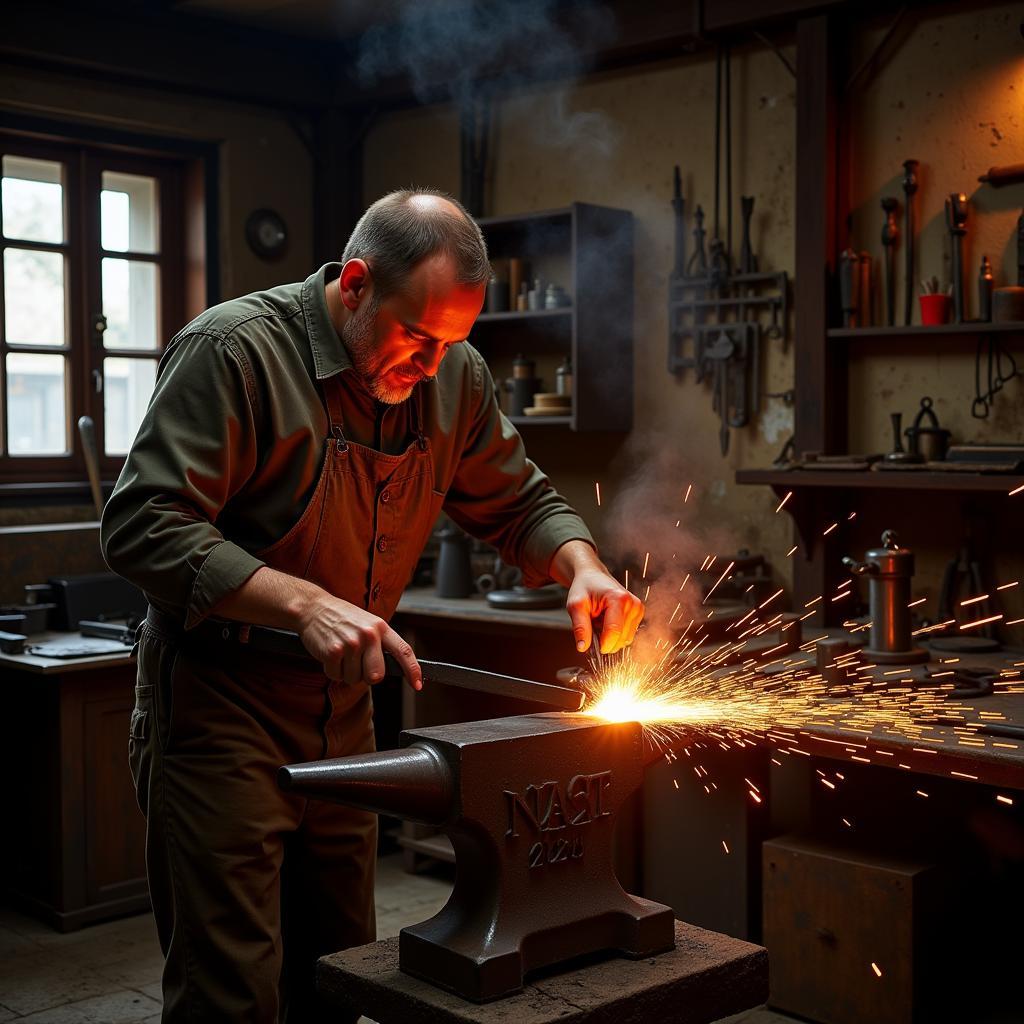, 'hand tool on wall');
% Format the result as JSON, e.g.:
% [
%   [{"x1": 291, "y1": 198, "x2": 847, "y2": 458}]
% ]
[
  {"x1": 689, "y1": 204, "x2": 708, "y2": 276},
  {"x1": 672, "y1": 165, "x2": 686, "y2": 279},
  {"x1": 839, "y1": 248, "x2": 859, "y2": 327},
  {"x1": 979, "y1": 255, "x2": 994, "y2": 322},
  {"x1": 740, "y1": 195, "x2": 756, "y2": 273},
  {"x1": 706, "y1": 329, "x2": 737, "y2": 455},
  {"x1": 857, "y1": 250, "x2": 872, "y2": 327},
  {"x1": 881, "y1": 197, "x2": 899, "y2": 326},
  {"x1": 978, "y1": 163, "x2": 1024, "y2": 187},
  {"x1": 842, "y1": 530, "x2": 929, "y2": 665},
  {"x1": 945, "y1": 192, "x2": 968, "y2": 323},
  {"x1": 902, "y1": 158, "x2": 919, "y2": 325}
]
